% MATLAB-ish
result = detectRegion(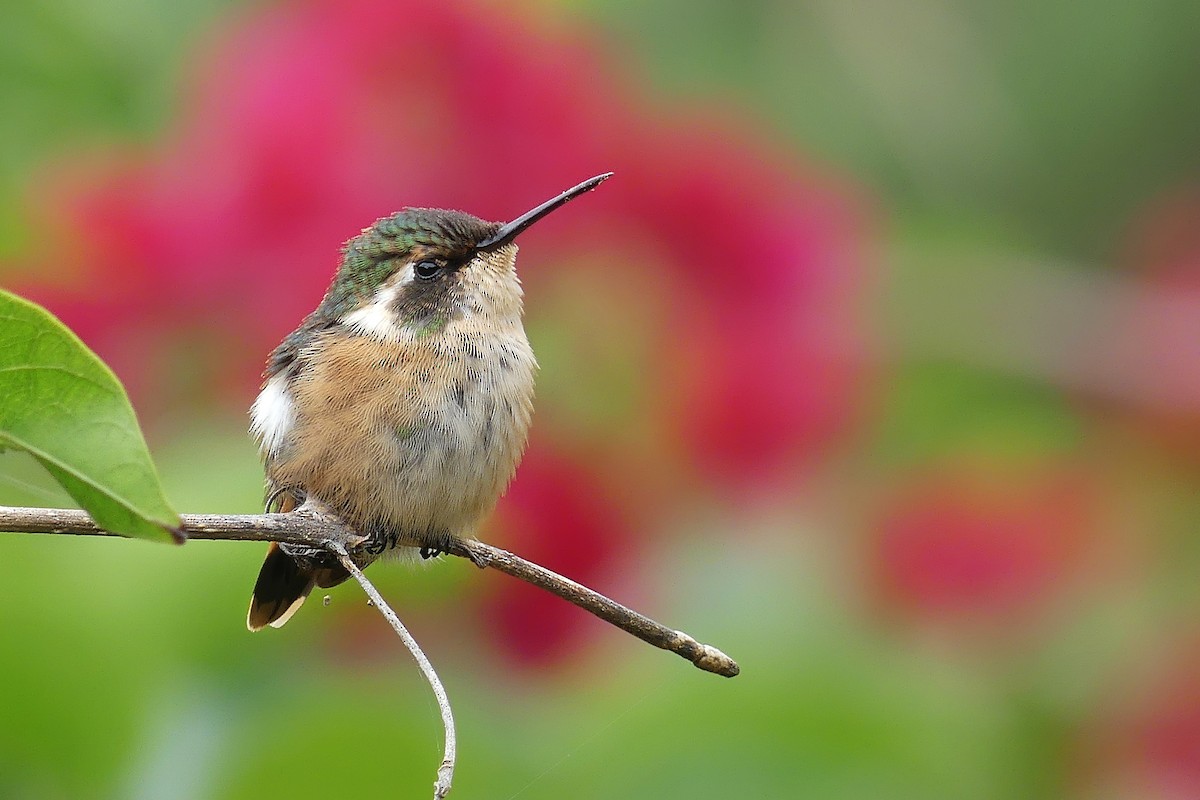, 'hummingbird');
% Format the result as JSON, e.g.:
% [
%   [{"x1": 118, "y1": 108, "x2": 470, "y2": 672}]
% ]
[{"x1": 246, "y1": 173, "x2": 611, "y2": 631}]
